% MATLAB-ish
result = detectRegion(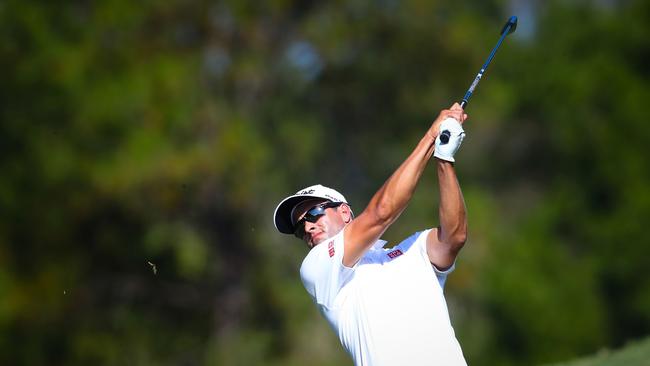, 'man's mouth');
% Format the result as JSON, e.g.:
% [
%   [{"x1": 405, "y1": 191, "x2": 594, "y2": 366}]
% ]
[{"x1": 310, "y1": 232, "x2": 324, "y2": 244}]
